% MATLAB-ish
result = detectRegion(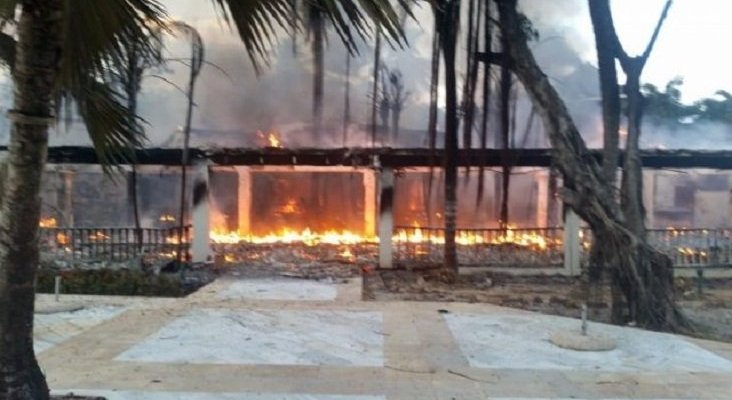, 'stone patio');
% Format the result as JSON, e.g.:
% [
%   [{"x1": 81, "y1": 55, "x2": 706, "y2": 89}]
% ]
[{"x1": 36, "y1": 276, "x2": 732, "y2": 399}]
